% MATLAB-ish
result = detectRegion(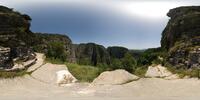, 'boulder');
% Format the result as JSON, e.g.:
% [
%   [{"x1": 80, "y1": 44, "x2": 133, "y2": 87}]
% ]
[
  {"x1": 92, "y1": 69, "x2": 139, "y2": 85},
  {"x1": 31, "y1": 63, "x2": 77, "y2": 85},
  {"x1": 145, "y1": 65, "x2": 179, "y2": 80},
  {"x1": 56, "y1": 70, "x2": 77, "y2": 85},
  {"x1": 145, "y1": 65, "x2": 173, "y2": 78}
]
